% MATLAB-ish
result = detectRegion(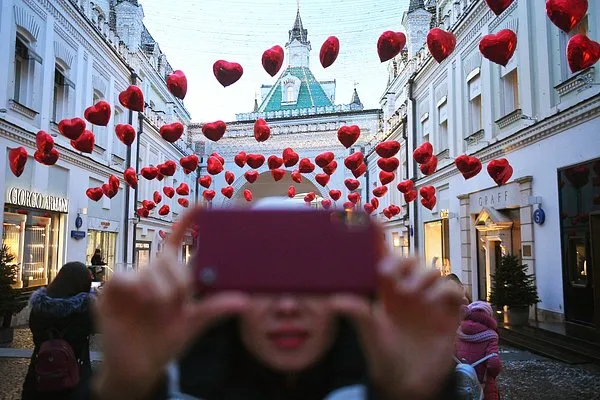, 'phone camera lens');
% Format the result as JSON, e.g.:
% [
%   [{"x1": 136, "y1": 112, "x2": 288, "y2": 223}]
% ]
[{"x1": 200, "y1": 268, "x2": 217, "y2": 286}]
